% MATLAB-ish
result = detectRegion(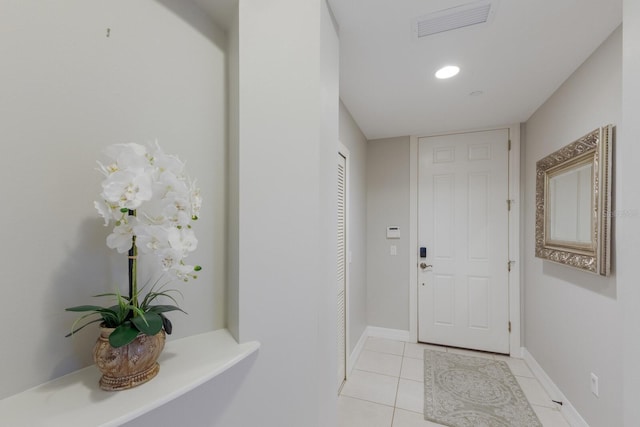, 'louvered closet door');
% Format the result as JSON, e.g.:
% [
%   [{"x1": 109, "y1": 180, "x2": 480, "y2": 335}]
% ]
[{"x1": 337, "y1": 152, "x2": 347, "y2": 392}]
